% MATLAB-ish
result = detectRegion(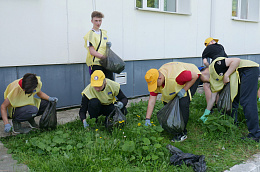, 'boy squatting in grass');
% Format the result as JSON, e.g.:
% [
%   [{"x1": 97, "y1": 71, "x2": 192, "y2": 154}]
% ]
[
  {"x1": 200, "y1": 57, "x2": 260, "y2": 142},
  {"x1": 144, "y1": 62, "x2": 202, "y2": 143},
  {"x1": 79, "y1": 70, "x2": 128, "y2": 128},
  {"x1": 1, "y1": 73, "x2": 58, "y2": 134}
]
